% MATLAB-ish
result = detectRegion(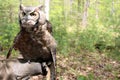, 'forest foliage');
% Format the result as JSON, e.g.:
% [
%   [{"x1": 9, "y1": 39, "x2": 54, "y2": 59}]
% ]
[{"x1": 0, "y1": 0, "x2": 120, "y2": 56}]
